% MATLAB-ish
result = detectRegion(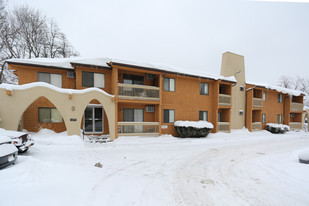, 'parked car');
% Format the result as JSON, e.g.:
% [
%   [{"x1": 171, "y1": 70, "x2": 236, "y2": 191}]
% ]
[
  {"x1": 0, "y1": 129, "x2": 34, "y2": 153},
  {"x1": 0, "y1": 136, "x2": 18, "y2": 169}
]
